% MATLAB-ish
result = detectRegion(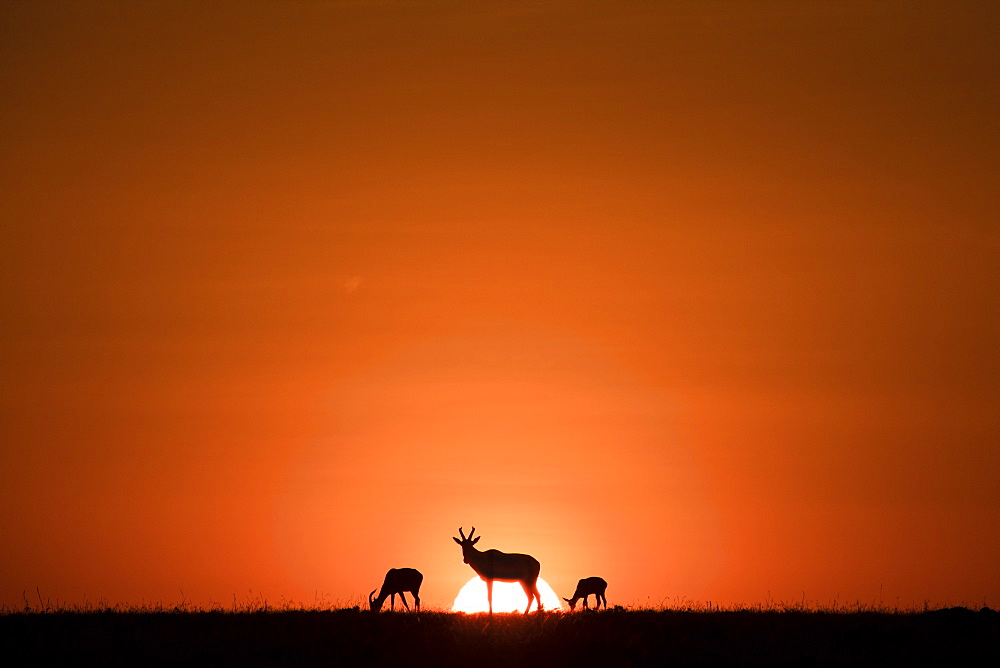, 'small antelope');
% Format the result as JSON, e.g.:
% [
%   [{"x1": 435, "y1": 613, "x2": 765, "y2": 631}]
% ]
[
  {"x1": 369, "y1": 567, "x2": 423, "y2": 612},
  {"x1": 563, "y1": 576, "x2": 608, "y2": 611},
  {"x1": 453, "y1": 526, "x2": 542, "y2": 614}
]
